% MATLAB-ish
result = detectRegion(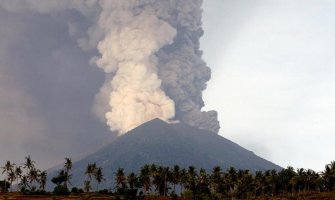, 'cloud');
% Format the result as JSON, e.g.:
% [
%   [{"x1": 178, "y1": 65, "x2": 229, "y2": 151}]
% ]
[
  {"x1": 202, "y1": 0, "x2": 335, "y2": 171},
  {"x1": 0, "y1": 8, "x2": 112, "y2": 170}
]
